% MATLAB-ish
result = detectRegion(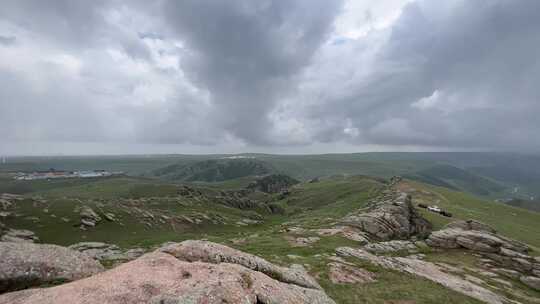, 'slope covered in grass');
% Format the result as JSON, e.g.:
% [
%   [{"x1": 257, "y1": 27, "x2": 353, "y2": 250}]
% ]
[{"x1": 397, "y1": 180, "x2": 540, "y2": 251}]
